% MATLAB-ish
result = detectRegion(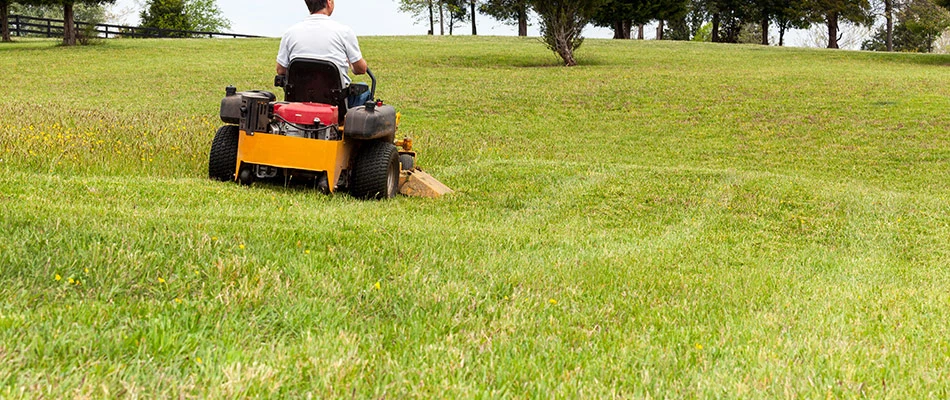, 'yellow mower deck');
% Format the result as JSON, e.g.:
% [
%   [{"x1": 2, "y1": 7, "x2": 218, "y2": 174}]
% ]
[
  {"x1": 235, "y1": 130, "x2": 353, "y2": 192},
  {"x1": 233, "y1": 129, "x2": 452, "y2": 198}
]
